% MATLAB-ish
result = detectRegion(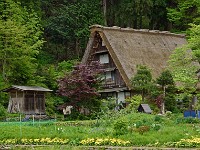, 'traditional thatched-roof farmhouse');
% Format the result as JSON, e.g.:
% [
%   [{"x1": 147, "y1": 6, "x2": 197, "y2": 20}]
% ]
[
  {"x1": 82, "y1": 25, "x2": 187, "y2": 104},
  {"x1": 3, "y1": 85, "x2": 52, "y2": 115}
]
